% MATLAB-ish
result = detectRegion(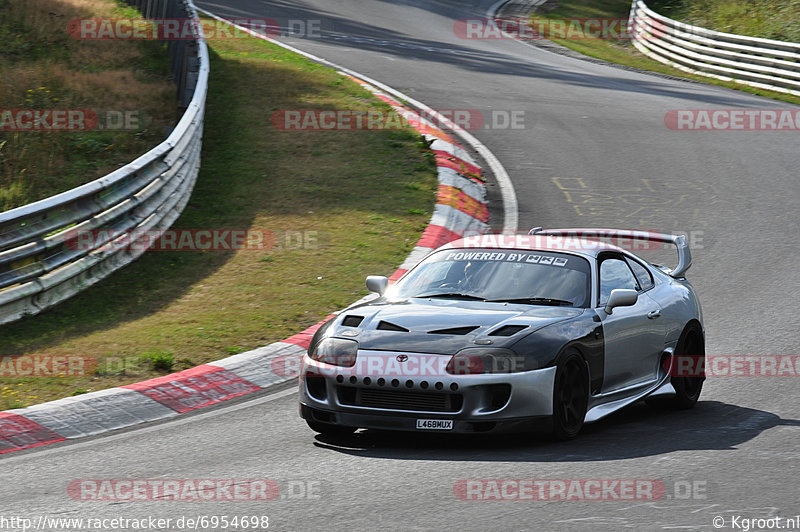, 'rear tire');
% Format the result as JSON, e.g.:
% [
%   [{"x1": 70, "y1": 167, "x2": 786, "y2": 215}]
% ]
[
  {"x1": 671, "y1": 327, "x2": 705, "y2": 409},
  {"x1": 551, "y1": 350, "x2": 589, "y2": 440}
]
